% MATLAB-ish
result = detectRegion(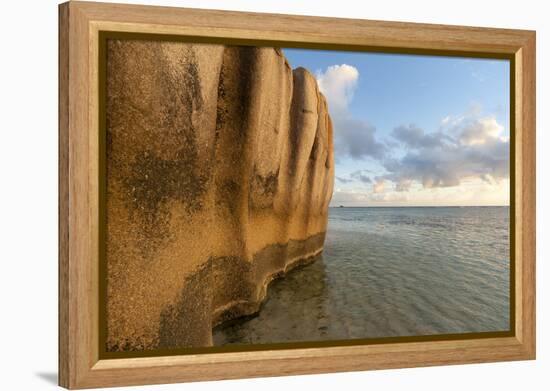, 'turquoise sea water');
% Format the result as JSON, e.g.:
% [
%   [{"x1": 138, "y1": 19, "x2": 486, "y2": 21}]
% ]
[{"x1": 213, "y1": 206, "x2": 510, "y2": 345}]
